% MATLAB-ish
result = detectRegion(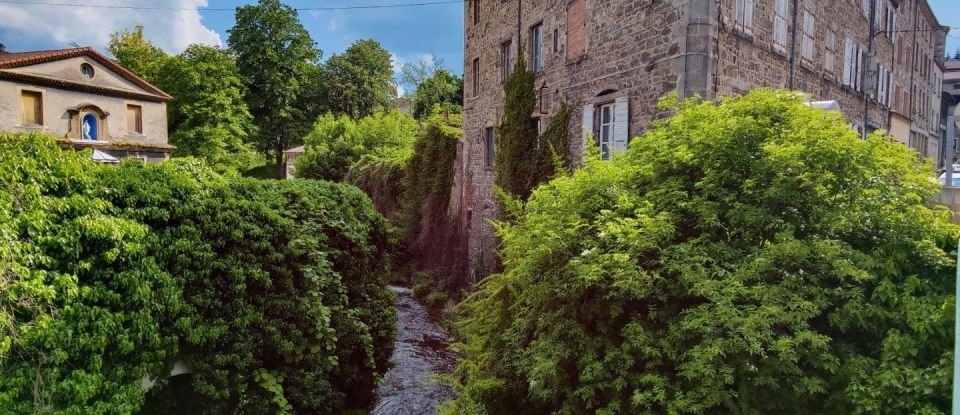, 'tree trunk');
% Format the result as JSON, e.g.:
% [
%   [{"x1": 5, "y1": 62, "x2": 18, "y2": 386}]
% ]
[{"x1": 275, "y1": 147, "x2": 284, "y2": 179}]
